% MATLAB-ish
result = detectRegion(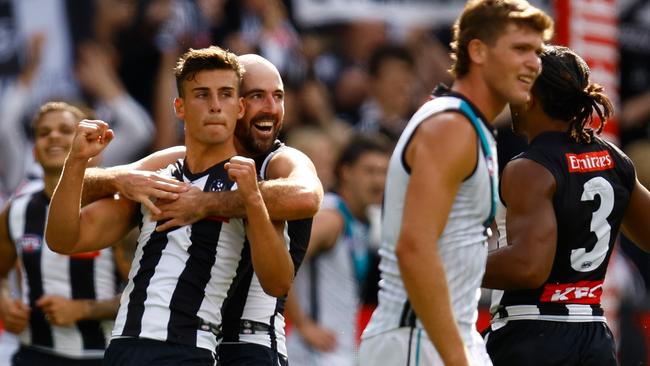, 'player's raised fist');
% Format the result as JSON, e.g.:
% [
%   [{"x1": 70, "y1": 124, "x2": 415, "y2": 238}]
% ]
[
  {"x1": 69, "y1": 119, "x2": 115, "y2": 161},
  {"x1": 225, "y1": 156, "x2": 260, "y2": 203}
]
